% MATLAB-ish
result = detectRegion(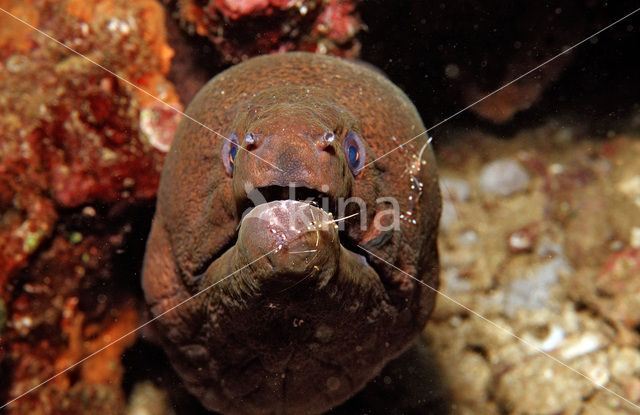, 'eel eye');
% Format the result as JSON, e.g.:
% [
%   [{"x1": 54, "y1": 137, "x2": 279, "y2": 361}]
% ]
[
  {"x1": 222, "y1": 133, "x2": 239, "y2": 176},
  {"x1": 344, "y1": 132, "x2": 365, "y2": 175}
]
